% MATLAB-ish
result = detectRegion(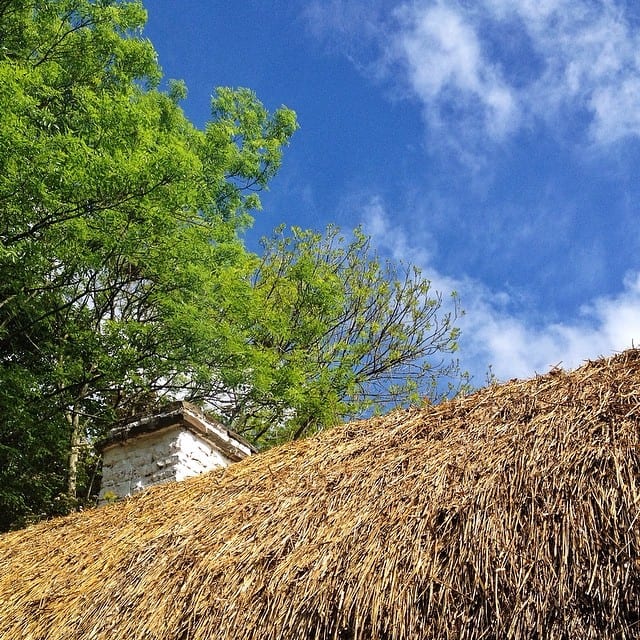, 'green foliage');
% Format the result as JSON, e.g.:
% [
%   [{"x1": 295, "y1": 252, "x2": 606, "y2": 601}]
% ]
[
  {"x1": 0, "y1": 0, "x2": 463, "y2": 532},
  {"x1": 206, "y1": 225, "x2": 464, "y2": 447},
  {"x1": 0, "y1": 0, "x2": 296, "y2": 529}
]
